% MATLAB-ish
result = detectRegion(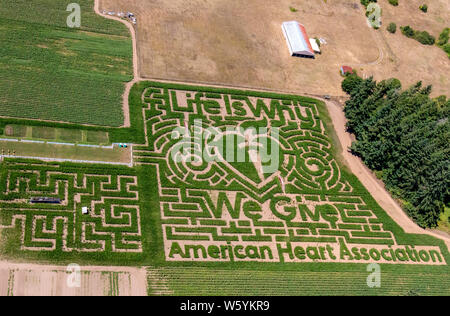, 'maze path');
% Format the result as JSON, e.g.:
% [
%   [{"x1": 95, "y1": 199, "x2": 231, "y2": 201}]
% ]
[
  {"x1": 160, "y1": 189, "x2": 394, "y2": 246},
  {"x1": 129, "y1": 83, "x2": 448, "y2": 264},
  {"x1": 0, "y1": 160, "x2": 142, "y2": 253}
]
